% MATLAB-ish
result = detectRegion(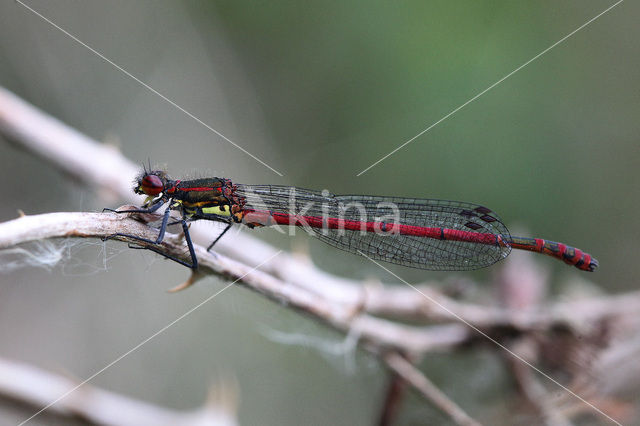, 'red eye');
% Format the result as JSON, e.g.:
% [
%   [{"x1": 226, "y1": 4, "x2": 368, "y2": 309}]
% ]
[{"x1": 140, "y1": 174, "x2": 164, "y2": 196}]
